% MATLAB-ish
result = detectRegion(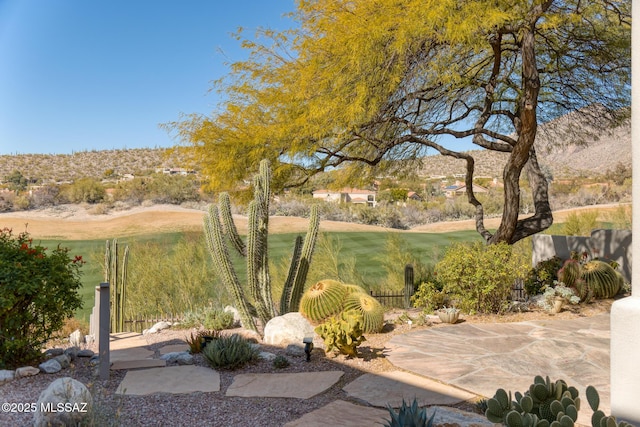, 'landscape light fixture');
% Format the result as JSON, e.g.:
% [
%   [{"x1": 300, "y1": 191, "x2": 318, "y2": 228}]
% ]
[{"x1": 303, "y1": 337, "x2": 314, "y2": 362}]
